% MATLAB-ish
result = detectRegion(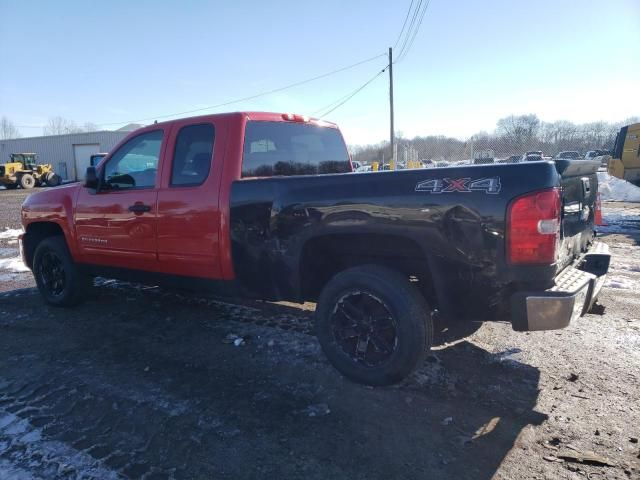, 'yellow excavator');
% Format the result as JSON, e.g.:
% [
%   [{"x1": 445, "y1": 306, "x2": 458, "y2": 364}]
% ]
[{"x1": 609, "y1": 123, "x2": 640, "y2": 186}]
